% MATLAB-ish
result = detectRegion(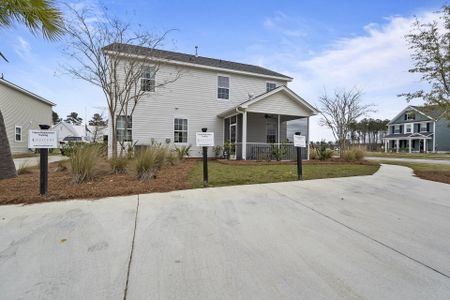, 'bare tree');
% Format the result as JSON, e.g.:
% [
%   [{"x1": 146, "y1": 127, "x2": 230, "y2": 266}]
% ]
[
  {"x1": 62, "y1": 5, "x2": 181, "y2": 157},
  {"x1": 319, "y1": 88, "x2": 375, "y2": 153}
]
